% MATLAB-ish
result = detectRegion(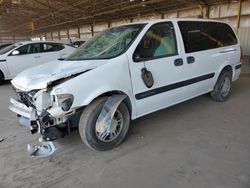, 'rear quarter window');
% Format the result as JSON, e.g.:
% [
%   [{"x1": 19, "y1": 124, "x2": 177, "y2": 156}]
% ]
[
  {"x1": 178, "y1": 21, "x2": 238, "y2": 53},
  {"x1": 41, "y1": 43, "x2": 61, "y2": 53},
  {"x1": 59, "y1": 44, "x2": 65, "y2": 50}
]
